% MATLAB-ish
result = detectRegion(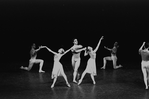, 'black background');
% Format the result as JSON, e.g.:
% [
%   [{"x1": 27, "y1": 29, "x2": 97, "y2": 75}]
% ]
[{"x1": 0, "y1": 0, "x2": 149, "y2": 71}]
